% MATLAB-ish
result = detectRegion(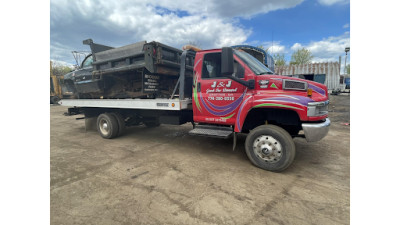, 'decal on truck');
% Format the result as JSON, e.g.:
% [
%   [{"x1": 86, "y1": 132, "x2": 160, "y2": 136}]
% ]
[
  {"x1": 199, "y1": 89, "x2": 247, "y2": 117},
  {"x1": 207, "y1": 80, "x2": 237, "y2": 93},
  {"x1": 193, "y1": 75, "x2": 202, "y2": 112},
  {"x1": 255, "y1": 95, "x2": 314, "y2": 107},
  {"x1": 221, "y1": 113, "x2": 236, "y2": 120},
  {"x1": 235, "y1": 95, "x2": 253, "y2": 132},
  {"x1": 308, "y1": 83, "x2": 326, "y2": 96},
  {"x1": 253, "y1": 103, "x2": 303, "y2": 111},
  {"x1": 270, "y1": 83, "x2": 278, "y2": 89},
  {"x1": 233, "y1": 94, "x2": 314, "y2": 132}
]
